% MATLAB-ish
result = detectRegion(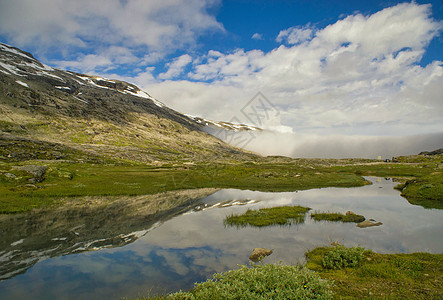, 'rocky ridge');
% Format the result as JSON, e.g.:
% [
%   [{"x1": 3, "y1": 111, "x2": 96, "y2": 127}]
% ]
[{"x1": 0, "y1": 43, "x2": 258, "y2": 163}]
